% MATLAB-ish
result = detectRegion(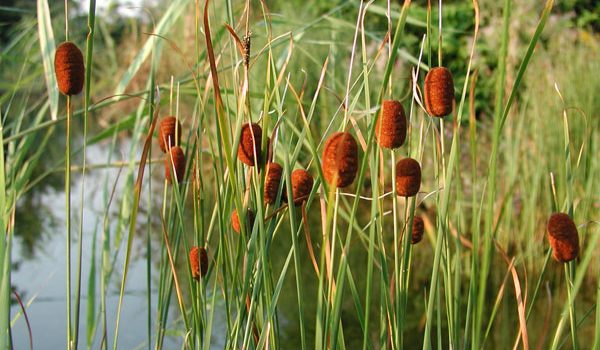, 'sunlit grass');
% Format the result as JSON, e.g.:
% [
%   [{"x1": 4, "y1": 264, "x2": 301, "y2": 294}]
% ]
[{"x1": 1, "y1": 0, "x2": 599, "y2": 349}]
